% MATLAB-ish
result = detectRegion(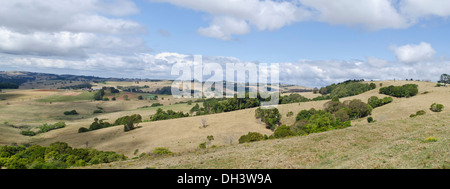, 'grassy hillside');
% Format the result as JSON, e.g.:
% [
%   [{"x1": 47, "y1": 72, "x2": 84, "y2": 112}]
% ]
[
  {"x1": 89, "y1": 111, "x2": 449, "y2": 169},
  {"x1": 83, "y1": 80, "x2": 449, "y2": 169},
  {"x1": 1, "y1": 80, "x2": 449, "y2": 169}
]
